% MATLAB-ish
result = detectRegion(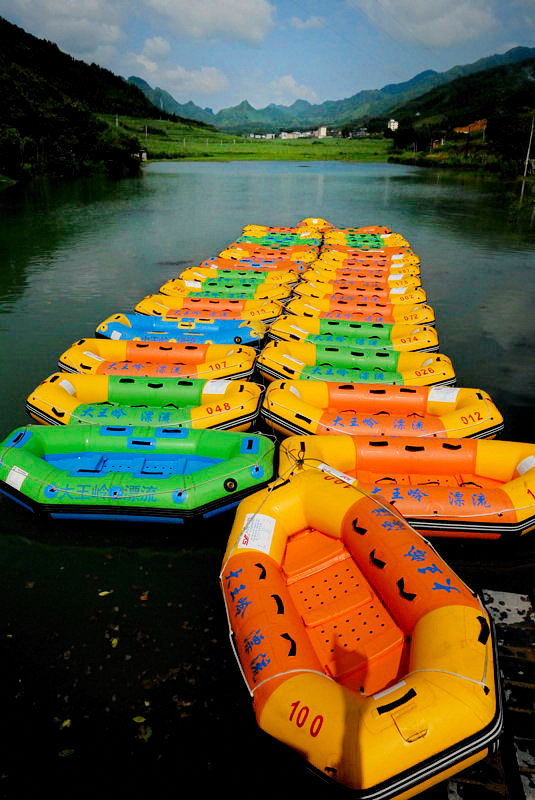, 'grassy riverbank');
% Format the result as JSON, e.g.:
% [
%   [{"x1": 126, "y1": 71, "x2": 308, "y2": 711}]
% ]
[{"x1": 100, "y1": 115, "x2": 392, "y2": 162}]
